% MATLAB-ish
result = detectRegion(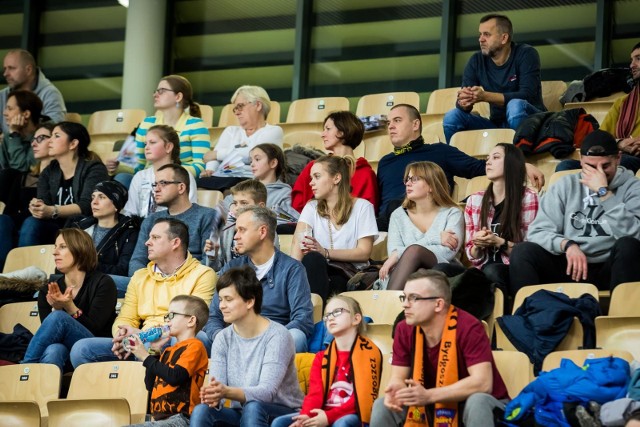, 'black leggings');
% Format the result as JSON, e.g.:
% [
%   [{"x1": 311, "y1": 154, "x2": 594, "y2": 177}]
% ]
[
  {"x1": 387, "y1": 244, "x2": 438, "y2": 290},
  {"x1": 301, "y1": 251, "x2": 350, "y2": 303}
]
